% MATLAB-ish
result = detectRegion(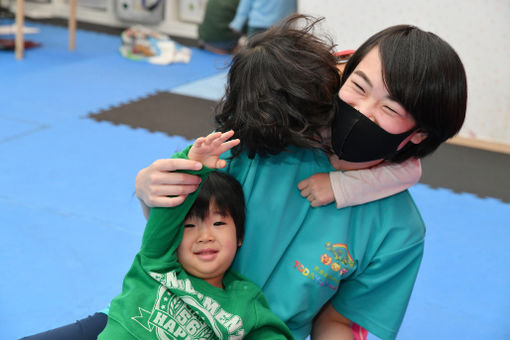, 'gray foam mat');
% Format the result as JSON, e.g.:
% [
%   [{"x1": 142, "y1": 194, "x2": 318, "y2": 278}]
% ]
[
  {"x1": 88, "y1": 92, "x2": 510, "y2": 203},
  {"x1": 89, "y1": 91, "x2": 217, "y2": 140}
]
